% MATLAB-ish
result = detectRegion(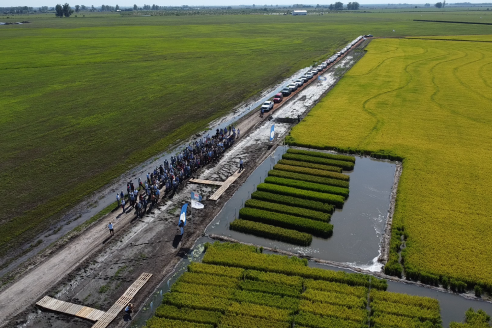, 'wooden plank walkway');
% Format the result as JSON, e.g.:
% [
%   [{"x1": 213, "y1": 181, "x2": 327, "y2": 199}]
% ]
[
  {"x1": 188, "y1": 179, "x2": 224, "y2": 186},
  {"x1": 36, "y1": 296, "x2": 105, "y2": 321},
  {"x1": 209, "y1": 170, "x2": 243, "y2": 201},
  {"x1": 91, "y1": 272, "x2": 152, "y2": 328}
]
